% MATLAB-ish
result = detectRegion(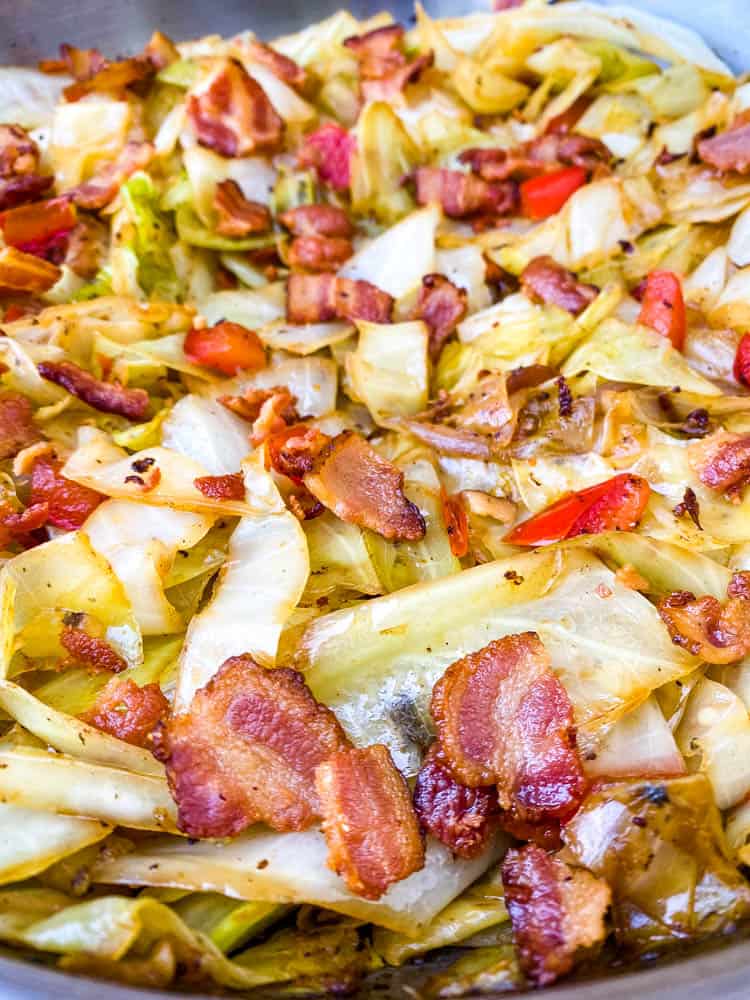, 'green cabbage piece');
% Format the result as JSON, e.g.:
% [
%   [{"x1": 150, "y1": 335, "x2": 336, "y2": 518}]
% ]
[
  {"x1": 175, "y1": 203, "x2": 278, "y2": 252},
  {"x1": 423, "y1": 945, "x2": 522, "y2": 997},
  {"x1": 351, "y1": 102, "x2": 420, "y2": 223},
  {"x1": 121, "y1": 172, "x2": 180, "y2": 301},
  {"x1": 169, "y1": 894, "x2": 289, "y2": 953}
]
